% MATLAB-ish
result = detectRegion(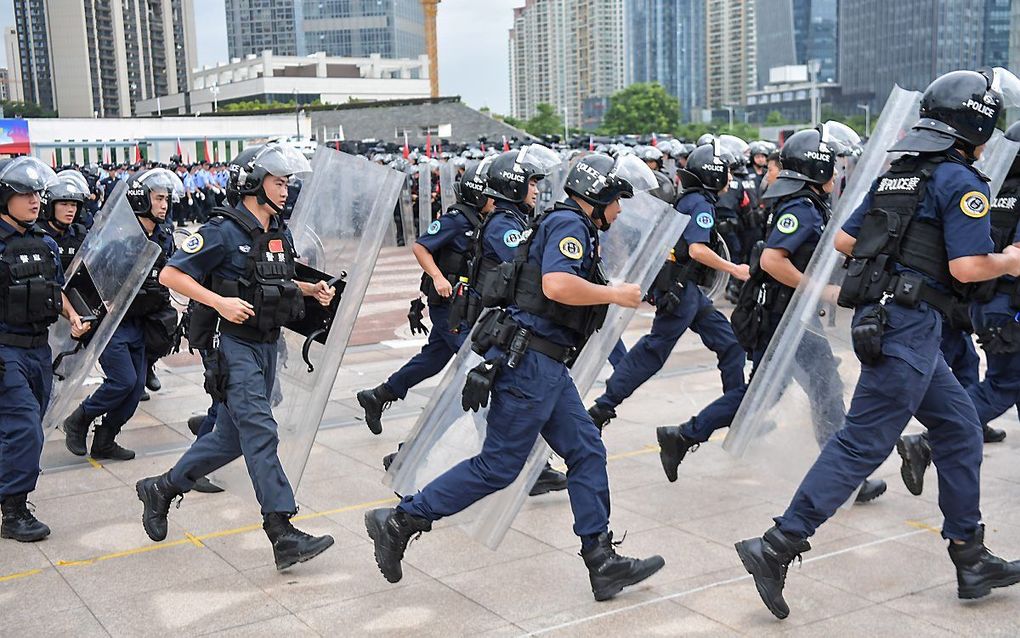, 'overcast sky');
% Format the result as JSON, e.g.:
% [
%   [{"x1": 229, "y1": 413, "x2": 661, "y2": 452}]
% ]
[{"x1": 0, "y1": 0, "x2": 519, "y2": 113}]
